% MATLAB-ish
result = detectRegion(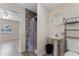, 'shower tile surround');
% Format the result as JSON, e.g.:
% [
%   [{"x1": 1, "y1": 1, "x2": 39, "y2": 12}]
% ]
[
  {"x1": 0, "y1": 39, "x2": 20, "y2": 56},
  {"x1": 0, "y1": 19, "x2": 20, "y2": 56},
  {"x1": 0, "y1": 9, "x2": 20, "y2": 56},
  {"x1": 0, "y1": 19, "x2": 19, "y2": 42}
]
